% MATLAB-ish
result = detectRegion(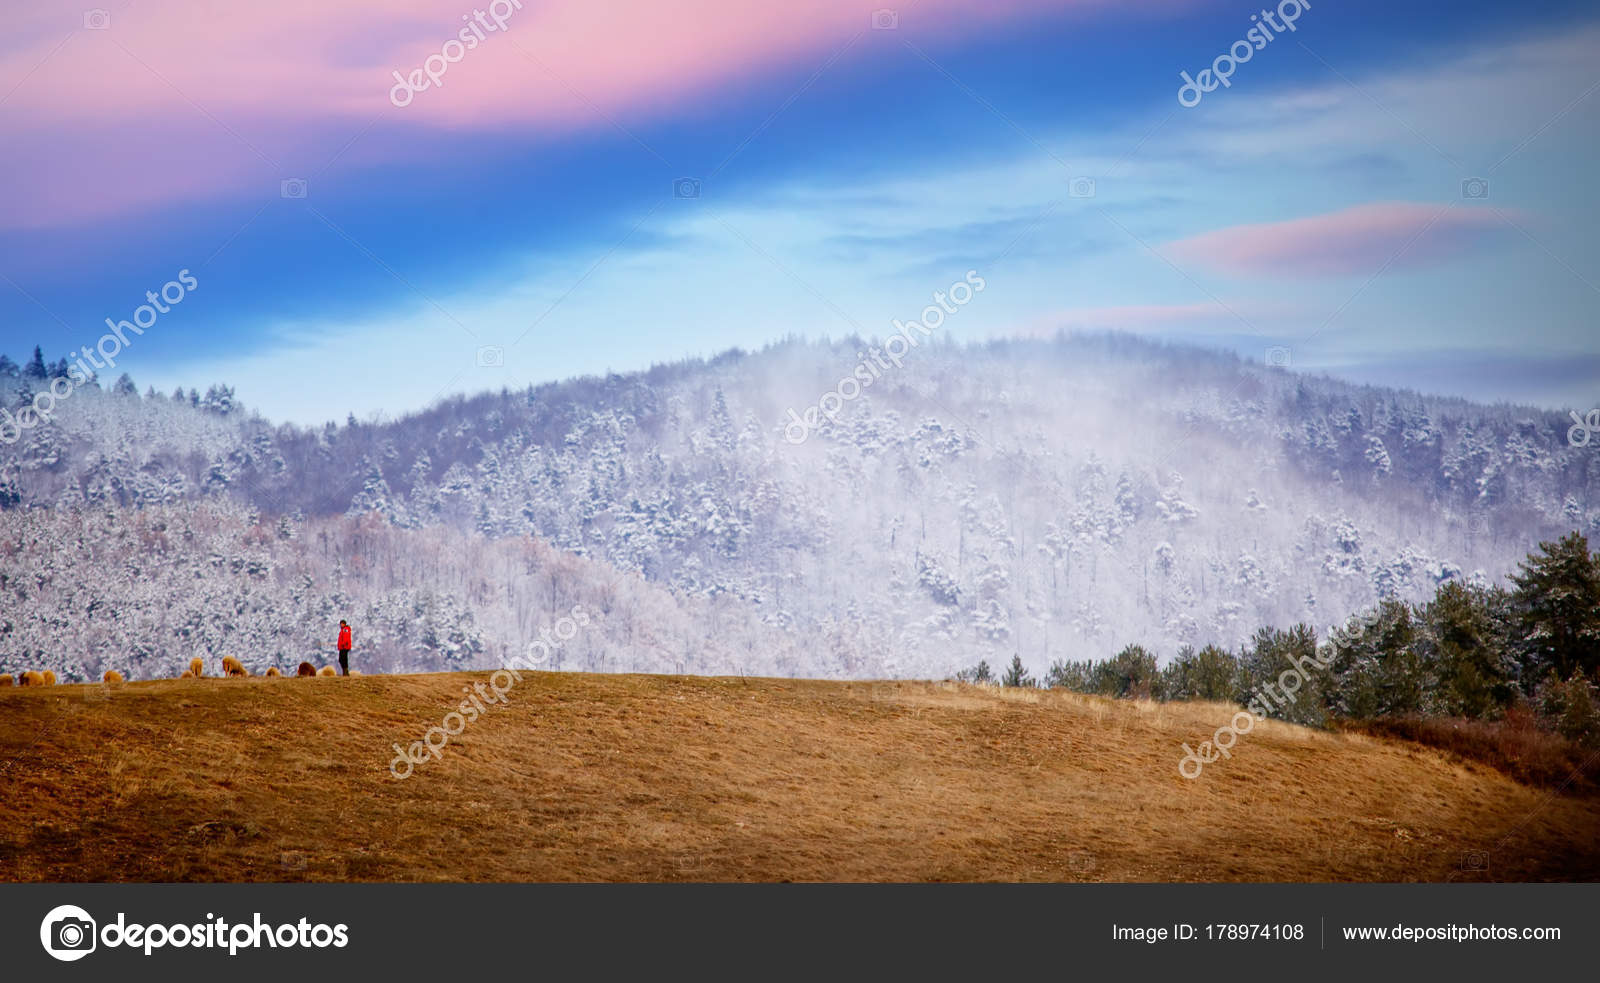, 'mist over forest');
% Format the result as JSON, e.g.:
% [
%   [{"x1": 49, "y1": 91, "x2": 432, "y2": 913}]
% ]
[{"x1": 2, "y1": 333, "x2": 1596, "y2": 684}]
